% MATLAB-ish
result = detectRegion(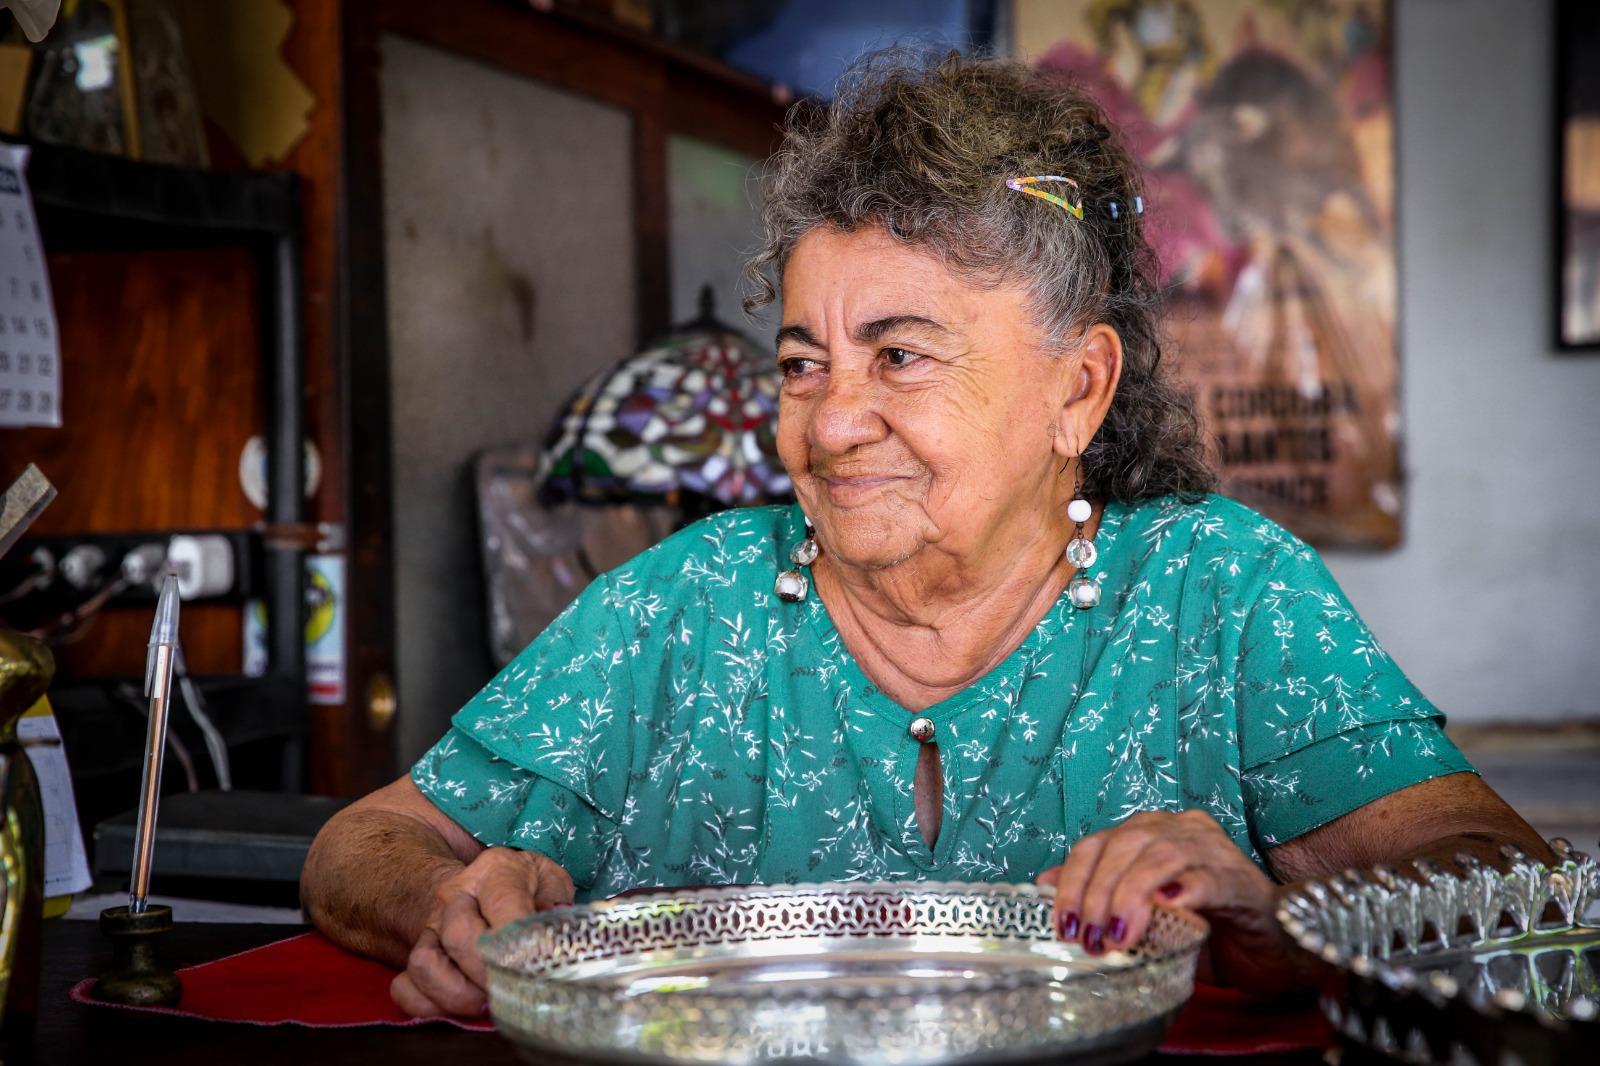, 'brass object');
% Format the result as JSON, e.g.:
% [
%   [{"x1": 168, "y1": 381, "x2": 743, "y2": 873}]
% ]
[
  {"x1": 94, "y1": 905, "x2": 181, "y2": 1007},
  {"x1": 365, "y1": 672, "x2": 397, "y2": 733},
  {"x1": 0, "y1": 630, "x2": 51, "y2": 1057}
]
